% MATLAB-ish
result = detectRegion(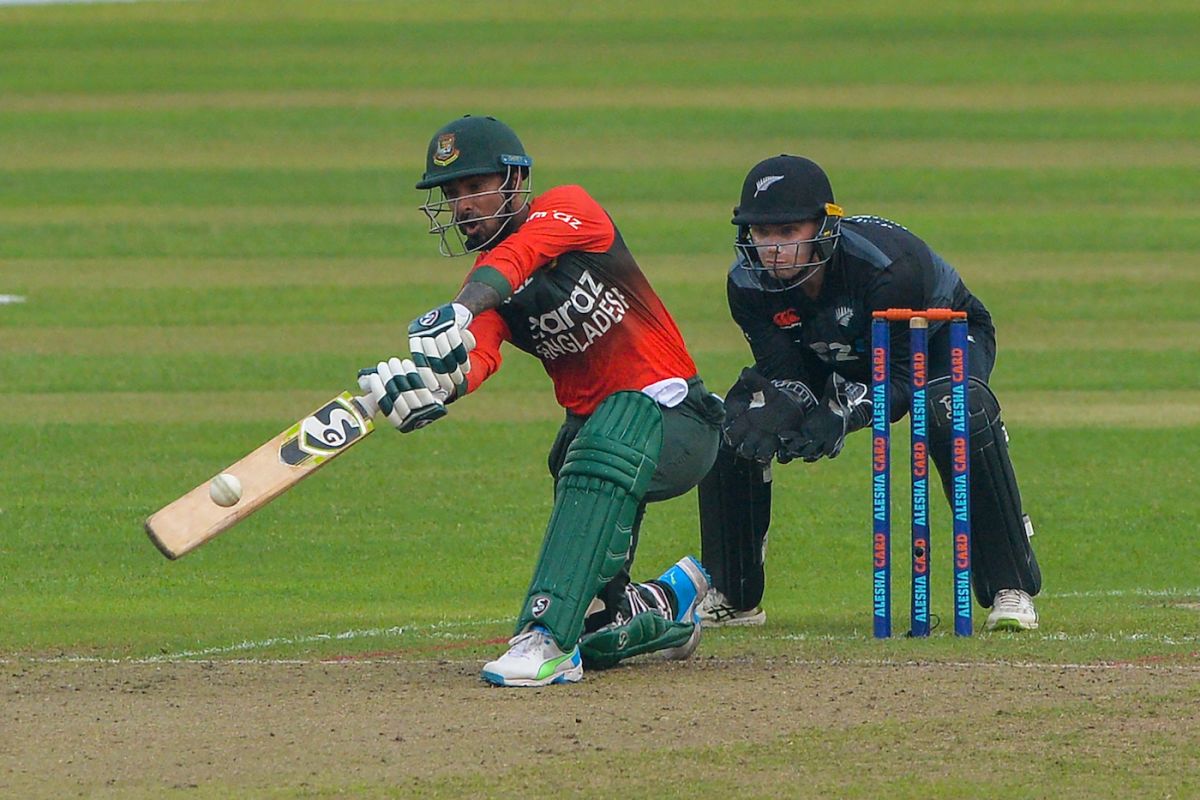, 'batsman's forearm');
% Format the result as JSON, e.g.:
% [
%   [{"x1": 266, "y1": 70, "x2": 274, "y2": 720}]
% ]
[{"x1": 453, "y1": 280, "x2": 503, "y2": 318}]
